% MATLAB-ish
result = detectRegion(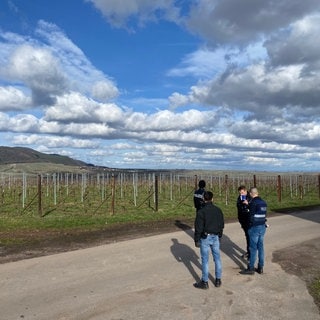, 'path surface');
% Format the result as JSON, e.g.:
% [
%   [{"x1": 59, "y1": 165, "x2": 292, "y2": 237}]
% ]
[{"x1": 1, "y1": 210, "x2": 320, "y2": 320}]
